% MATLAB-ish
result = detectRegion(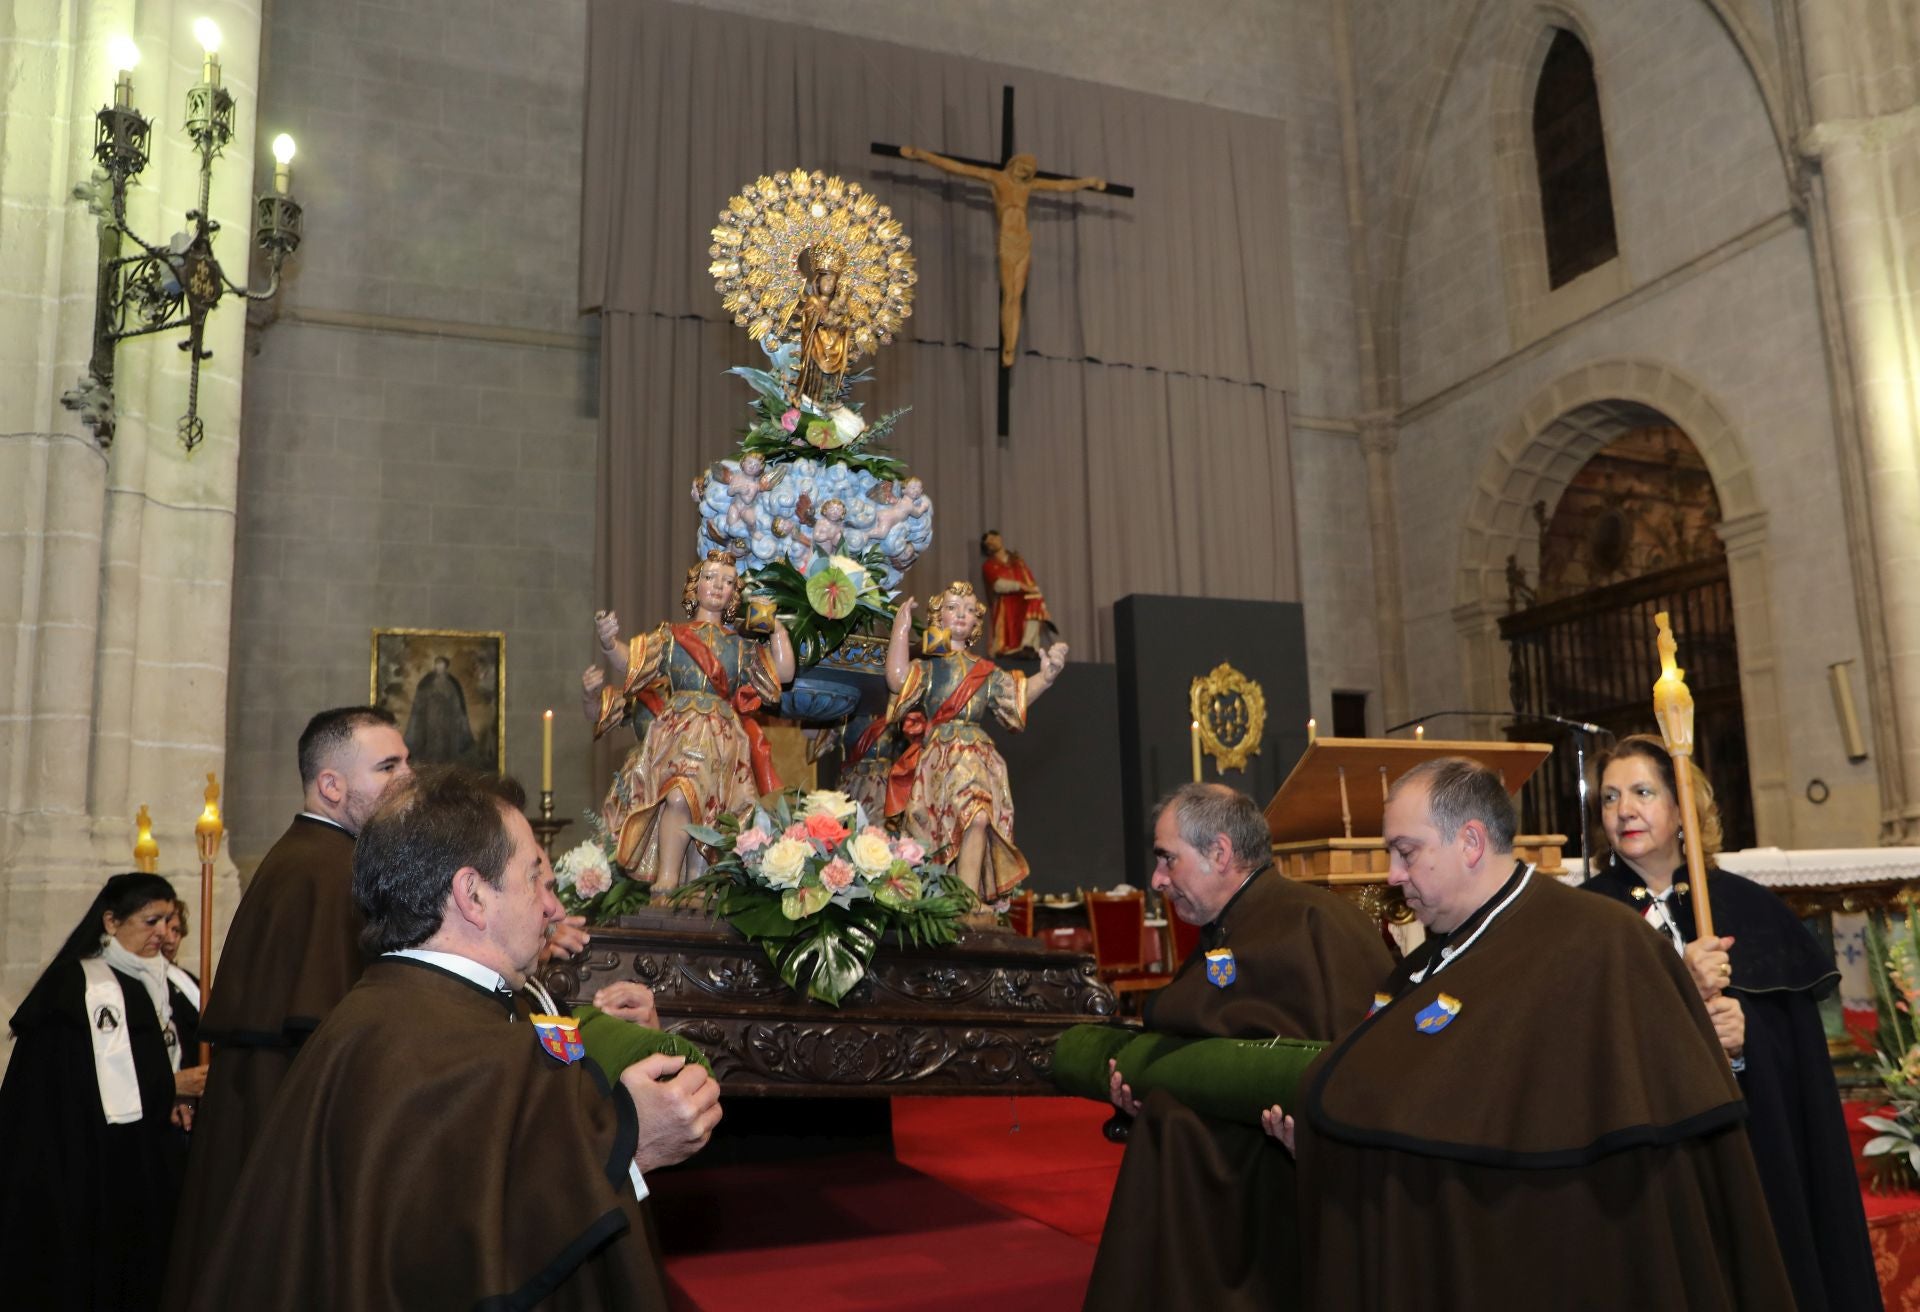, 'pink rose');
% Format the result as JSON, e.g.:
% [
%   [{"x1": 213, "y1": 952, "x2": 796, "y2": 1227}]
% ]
[
  {"x1": 735, "y1": 828, "x2": 770, "y2": 854},
  {"x1": 859, "y1": 825, "x2": 888, "y2": 844},
  {"x1": 781, "y1": 408, "x2": 801, "y2": 433},
  {"x1": 820, "y1": 858, "x2": 855, "y2": 891},
  {"x1": 891, "y1": 837, "x2": 926, "y2": 865},
  {"x1": 574, "y1": 865, "x2": 612, "y2": 899},
  {"x1": 784, "y1": 823, "x2": 809, "y2": 843}
]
